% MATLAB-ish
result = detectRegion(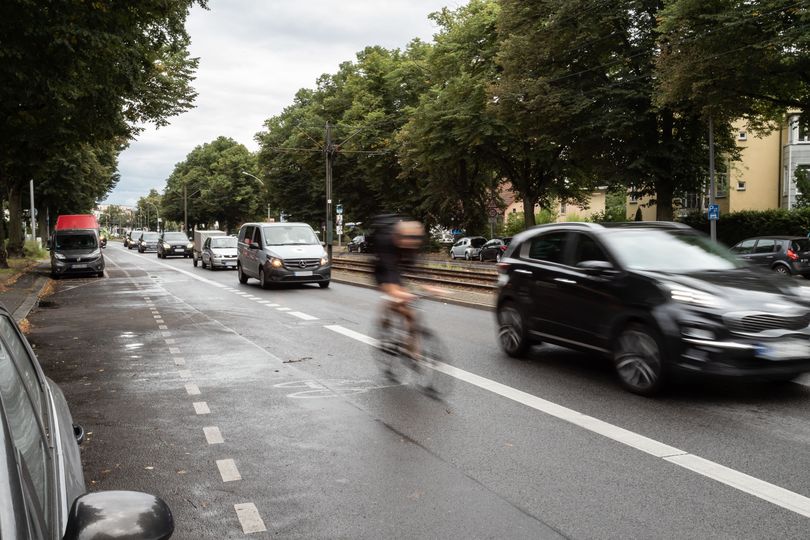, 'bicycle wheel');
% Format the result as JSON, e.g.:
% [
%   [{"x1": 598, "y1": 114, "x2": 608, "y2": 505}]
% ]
[
  {"x1": 373, "y1": 317, "x2": 407, "y2": 383},
  {"x1": 416, "y1": 328, "x2": 453, "y2": 399}
]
